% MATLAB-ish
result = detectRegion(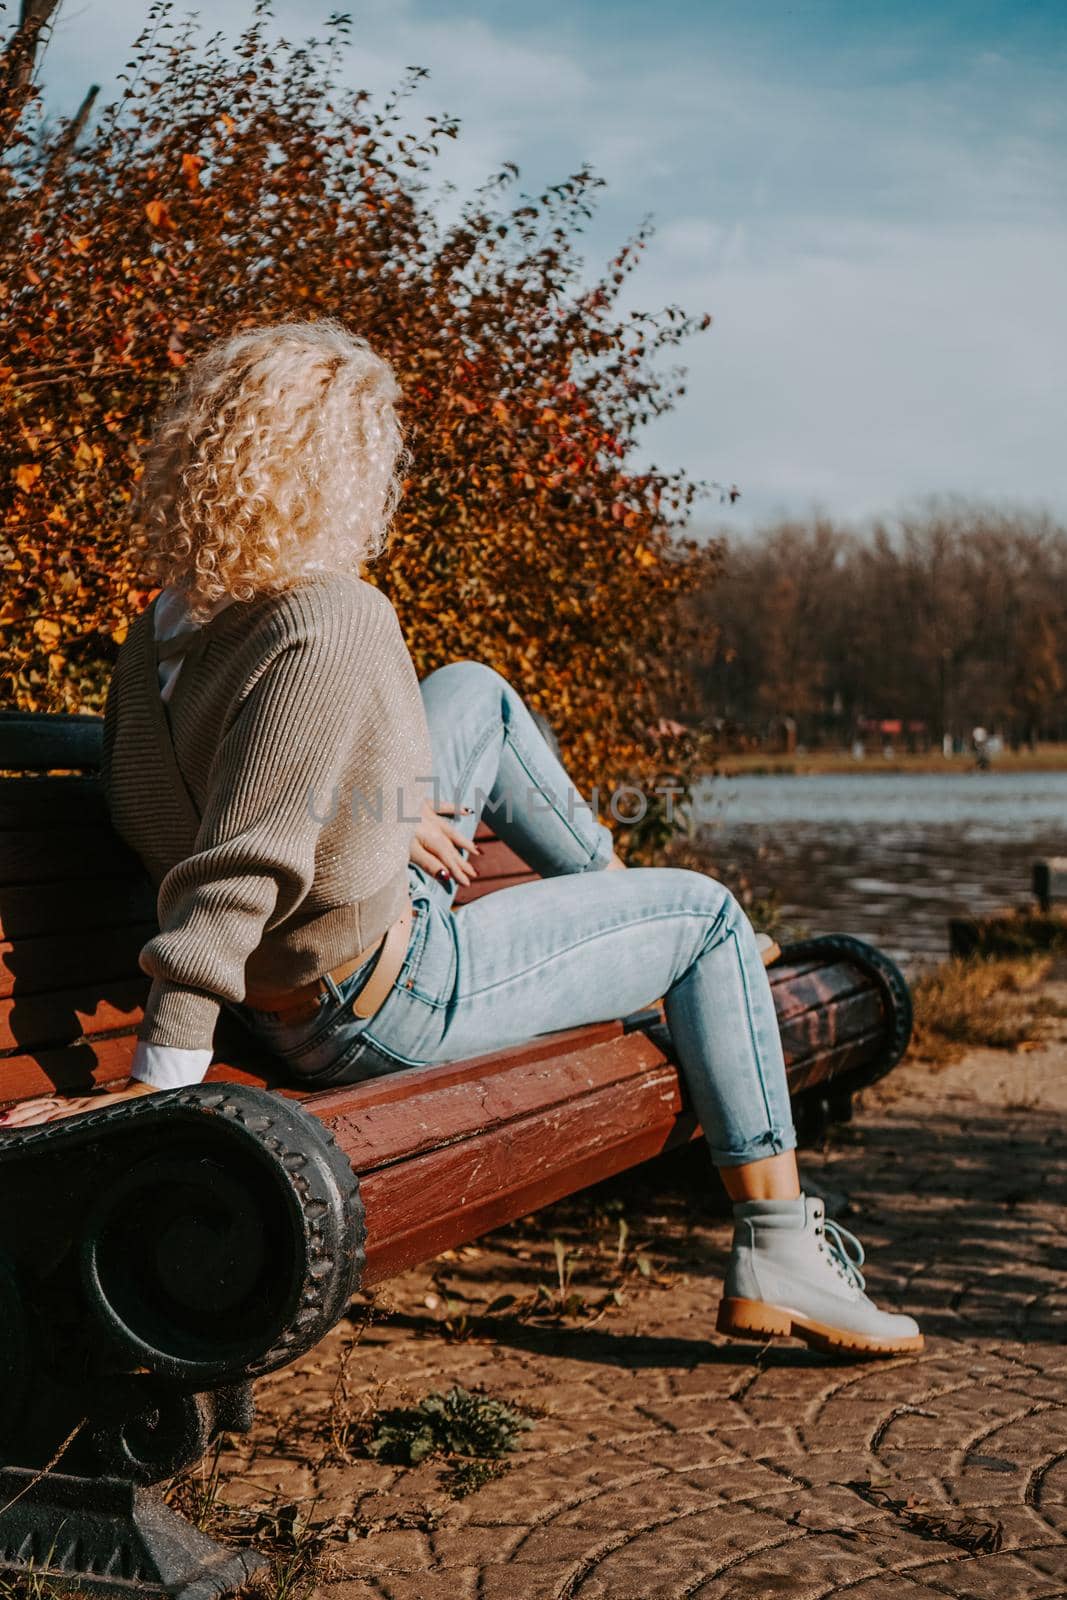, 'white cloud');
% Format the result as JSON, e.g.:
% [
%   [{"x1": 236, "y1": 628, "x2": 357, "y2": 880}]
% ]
[
  {"x1": 635, "y1": 218, "x2": 1067, "y2": 529},
  {"x1": 29, "y1": 0, "x2": 1067, "y2": 530}
]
